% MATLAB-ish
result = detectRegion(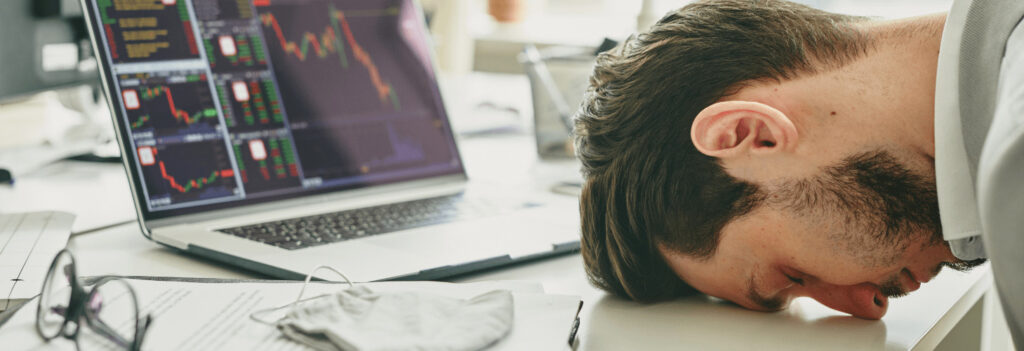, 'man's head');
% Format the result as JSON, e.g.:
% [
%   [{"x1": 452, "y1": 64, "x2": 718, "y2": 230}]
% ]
[{"x1": 574, "y1": 0, "x2": 983, "y2": 319}]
